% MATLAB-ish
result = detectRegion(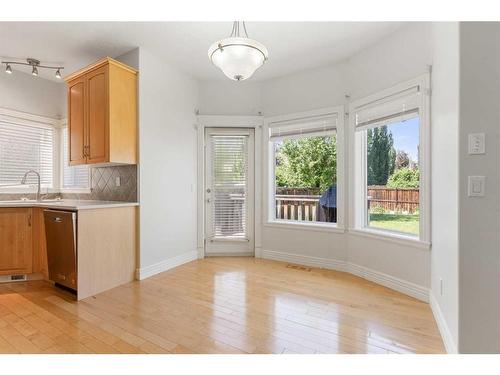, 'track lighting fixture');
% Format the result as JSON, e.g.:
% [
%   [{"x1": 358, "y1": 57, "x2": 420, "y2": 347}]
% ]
[{"x1": 1, "y1": 57, "x2": 64, "y2": 79}]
